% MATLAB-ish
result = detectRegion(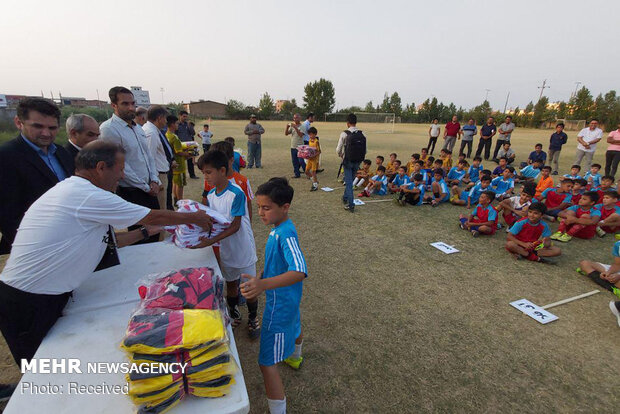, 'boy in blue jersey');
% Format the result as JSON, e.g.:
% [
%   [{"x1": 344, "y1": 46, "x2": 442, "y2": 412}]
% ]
[
  {"x1": 397, "y1": 173, "x2": 426, "y2": 206},
  {"x1": 584, "y1": 163, "x2": 602, "y2": 189},
  {"x1": 563, "y1": 165, "x2": 583, "y2": 180},
  {"x1": 491, "y1": 167, "x2": 515, "y2": 200},
  {"x1": 389, "y1": 165, "x2": 410, "y2": 193},
  {"x1": 241, "y1": 178, "x2": 307, "y2": 414},
  {"x1": 458, "y1": 190, "x2": 498, "y2": 236},
  {"x1": 409, "y1": 160, "x2": 426, "y2": 183},
  {"x1": 446, "y1": 160, "x2": 468, "y2": 186},
  {"x1": 195, "y1": 150, "x2": 260, "y2": 338},
  {"x1": 516, "y1": 160, "x2": 542, "y2": 183},
  {"x1": 451, "y1": 175, "x2": 493, "y2": 208},
  {"x1": 505, "y1": 202, "x2": 561, "y2": 262},
  {"x1": 359, "y1": 166, "x2": 388, "y2": 197},
  {"x1": 578, "y1": 240, "x2": 620, "y2": 299},
  {"x1": 463, "y1": 156, "x2": 483, "y2": 187},
  {"x1": 424, "y1": 168, "x2": 450, "y2": 207}
]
